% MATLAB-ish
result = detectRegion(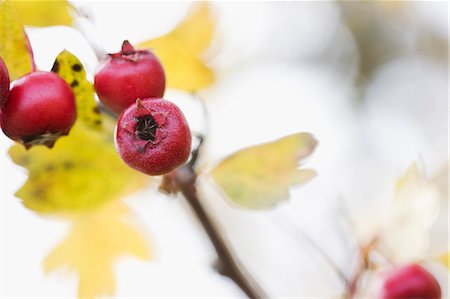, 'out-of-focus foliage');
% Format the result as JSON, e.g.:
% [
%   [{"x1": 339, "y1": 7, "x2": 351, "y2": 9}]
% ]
[
  {"x1": 439, "y1": 252, "x2": 450, "y2": 270},
  {"x1": 0, "y1": 0, "x2": 34, "y2": 80},
  {"x1": 138, "y1": 3, "x2": 215, "y2": 92},
  {"x1": 9, "y1": 0, "x2": 74, "y2": 27},
  {"x1": 9, "y1": 52, "x2": 148, "y2": 214},
  {"x1": 44, "y1": 201, "x2": 151, "y2": 299},
  {"x1": 357, "y1": 162, "x2": 441, "y2": 263},
  {"x1": 211, "y1": 133, "x2": 317, "y2": 209},
  {"x1": 52, "y1": 50, "x2": 103, "y2": 130},
  {"x1": 339, "y1": 1, "x2": 447, "y2": 91}
]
